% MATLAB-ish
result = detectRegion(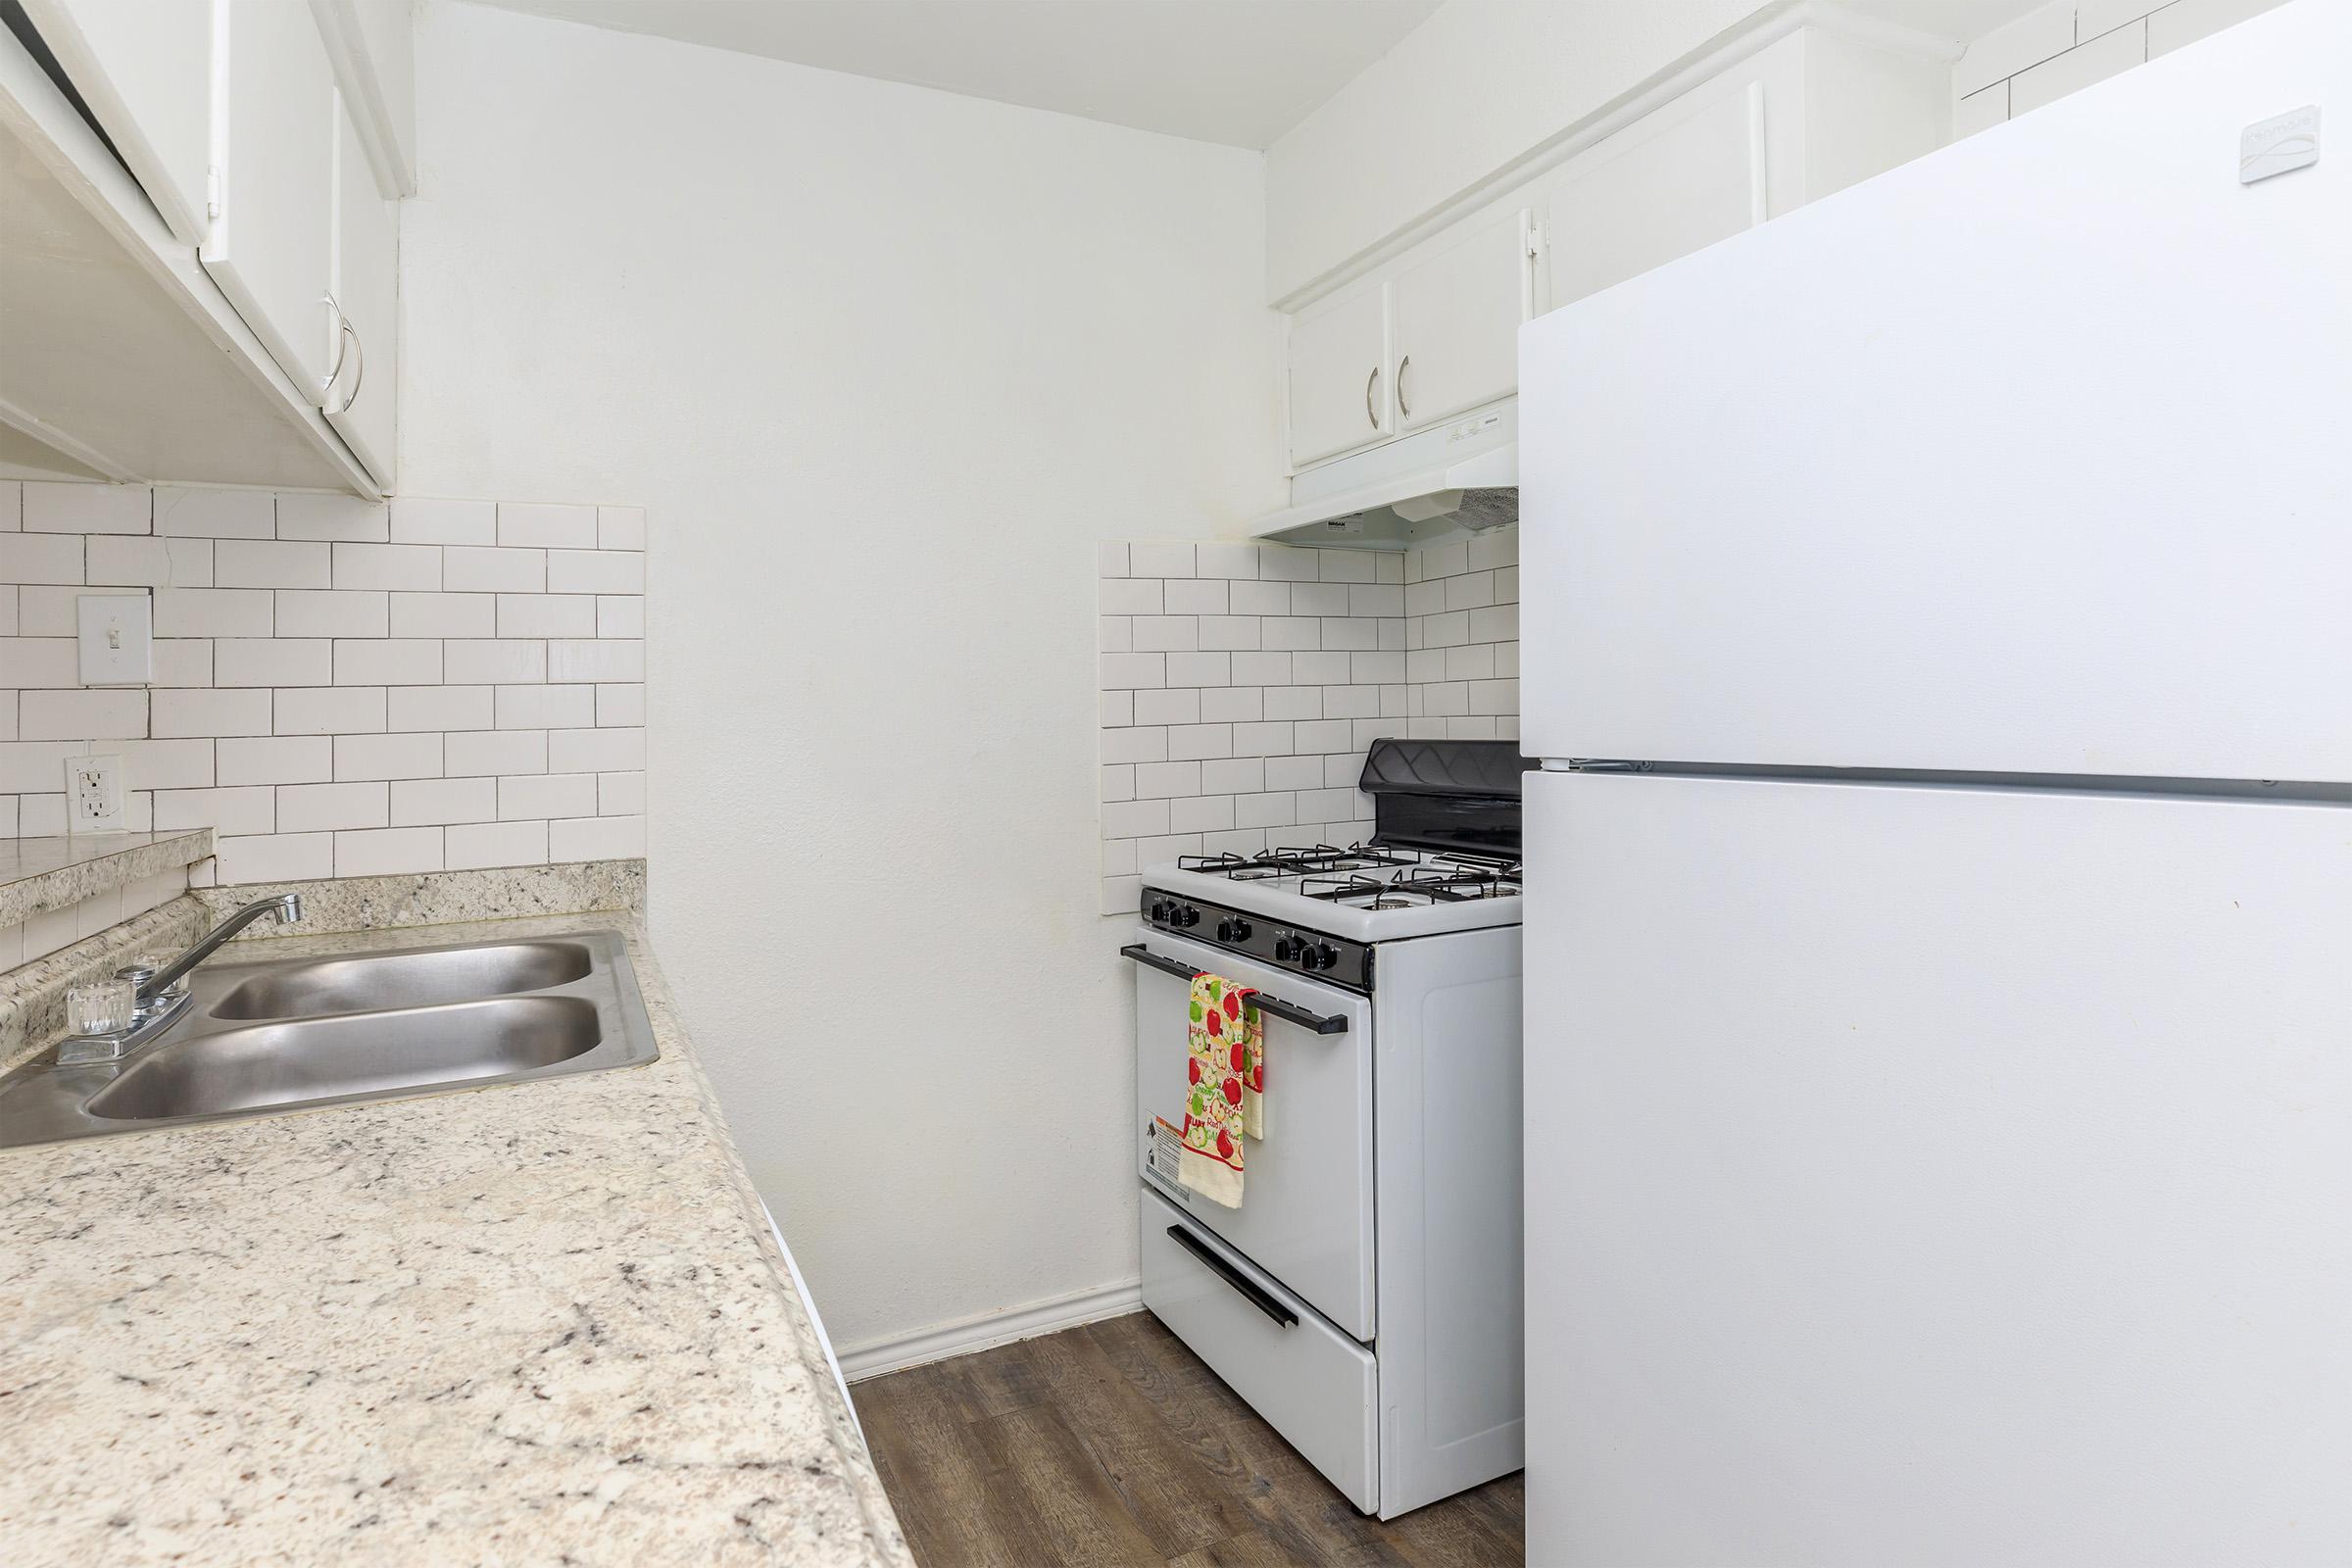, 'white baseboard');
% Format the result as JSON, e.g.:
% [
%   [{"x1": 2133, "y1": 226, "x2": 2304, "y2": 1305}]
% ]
[{"x1": 838, "y1": 1277, "x2": 1145, "y2": 1382}]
